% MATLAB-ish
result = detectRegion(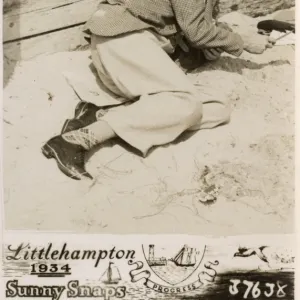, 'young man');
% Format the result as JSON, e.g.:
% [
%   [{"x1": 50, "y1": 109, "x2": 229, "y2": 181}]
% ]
[{"x1": 42, "y1": 0, "x2": 274, "y2": 180}]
